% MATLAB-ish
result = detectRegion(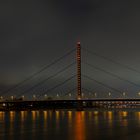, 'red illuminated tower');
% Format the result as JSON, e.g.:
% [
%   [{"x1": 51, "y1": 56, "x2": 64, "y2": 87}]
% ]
[{"x1": 76, "y1": 41, "x2": 82, "y2": 100}]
